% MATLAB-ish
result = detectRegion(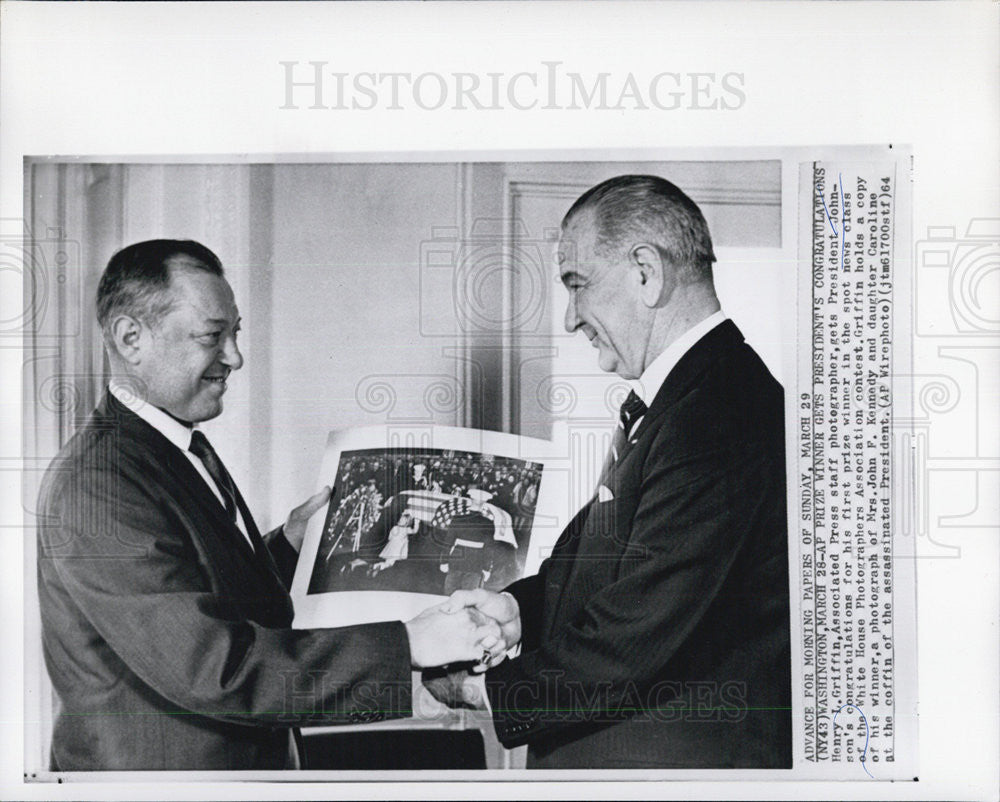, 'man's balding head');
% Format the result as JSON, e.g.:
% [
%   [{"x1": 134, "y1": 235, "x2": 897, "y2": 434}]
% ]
[{"x1": 97, "y1": 239, "x2": 225, "y2": 338}]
